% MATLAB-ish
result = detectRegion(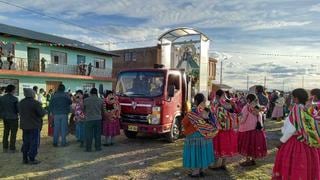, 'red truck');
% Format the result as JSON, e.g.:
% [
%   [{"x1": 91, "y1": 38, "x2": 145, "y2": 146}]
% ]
[{"x1": 115, "y1": 67, "x2": 189, "y2": 142}]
